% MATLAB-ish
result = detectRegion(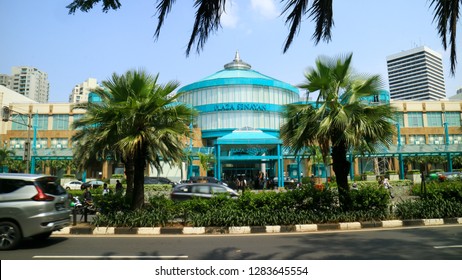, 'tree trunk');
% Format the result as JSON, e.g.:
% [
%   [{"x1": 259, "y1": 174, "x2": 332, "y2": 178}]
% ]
[
  {"x1": 131, "y1": 144, "x2": 146, "y2": 210},
  {"x1": 123, "y1": 157, "x2": 134, "y2": 205},
  {"x1": 331, "y1": 142, "x2": 351, "y2": 211}
]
